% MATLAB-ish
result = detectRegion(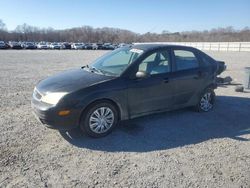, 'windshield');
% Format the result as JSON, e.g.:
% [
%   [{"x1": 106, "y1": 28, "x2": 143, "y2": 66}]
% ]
[{"x1": 89, "y1": 47, "x2": 143, "y2": 76}]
